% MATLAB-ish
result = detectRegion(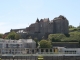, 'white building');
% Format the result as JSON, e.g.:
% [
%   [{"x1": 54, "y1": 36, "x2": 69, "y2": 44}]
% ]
[
  {"x1": 0, "y1": 39, "x2": 36, "y2": 54},
  {"x1": 1, "y1": 38, "x2": 80, "y2": 55},
  {"x1": 54, "y1": 47, "x2": 80, "y2": 54}
]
